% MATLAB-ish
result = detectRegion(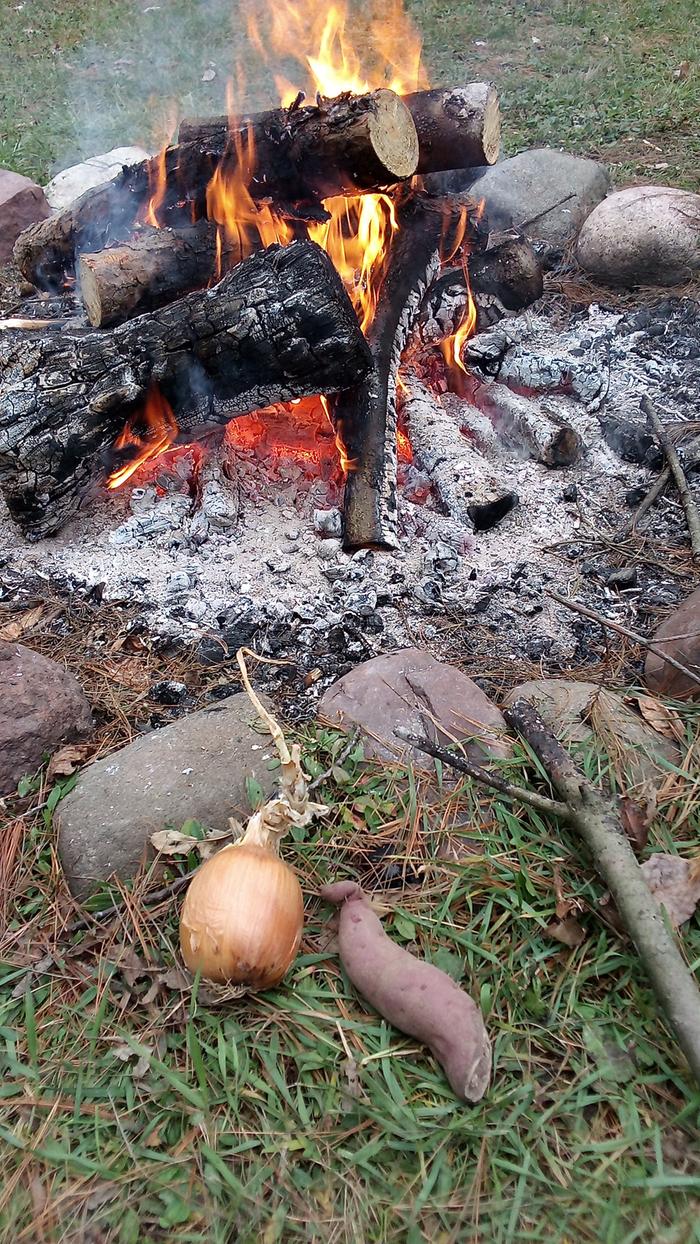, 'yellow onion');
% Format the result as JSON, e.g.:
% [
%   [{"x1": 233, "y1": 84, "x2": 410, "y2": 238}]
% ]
[{"x1": 179, "y1": 841, "x2": 303, "y2": 989}]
